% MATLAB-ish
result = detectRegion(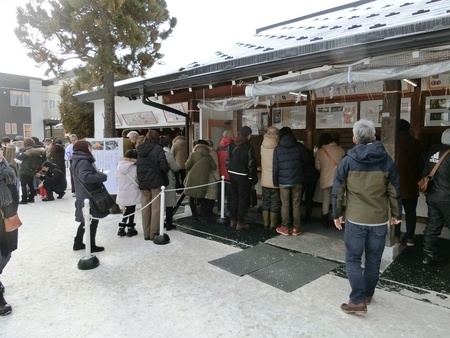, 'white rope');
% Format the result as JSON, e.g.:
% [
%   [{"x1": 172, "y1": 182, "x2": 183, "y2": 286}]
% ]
[{"x1": 93, "y1": 180, "x2": 223, "y2": 221}]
